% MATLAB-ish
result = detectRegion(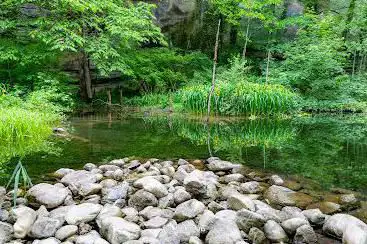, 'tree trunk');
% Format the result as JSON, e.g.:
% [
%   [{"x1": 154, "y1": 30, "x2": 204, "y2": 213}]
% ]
[
  {"x1": 242, "y1": 18, "x2": 251, "y2": 59},
  {"x1": 266, "y1": 49, "x2": 271, "y2": 83},
  {"x1": 207, "y1": 19, "x2": 221, "y2": 122},
  {"x1": 79, "y1": 52, "x2": 93, "y2": 101}
]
